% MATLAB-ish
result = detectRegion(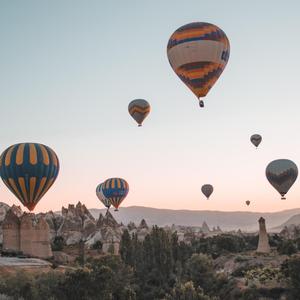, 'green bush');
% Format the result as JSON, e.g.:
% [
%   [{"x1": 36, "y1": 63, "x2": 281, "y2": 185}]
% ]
[
  {"x1": 51, "y1": 236, "x2": 64, "y2": 251},
  {"x1": 277, "y1": 240, "x2": 297, "y2": 255},
  {"x1": 91, "y1": 240, "x2": 102, "y2": 250}
]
